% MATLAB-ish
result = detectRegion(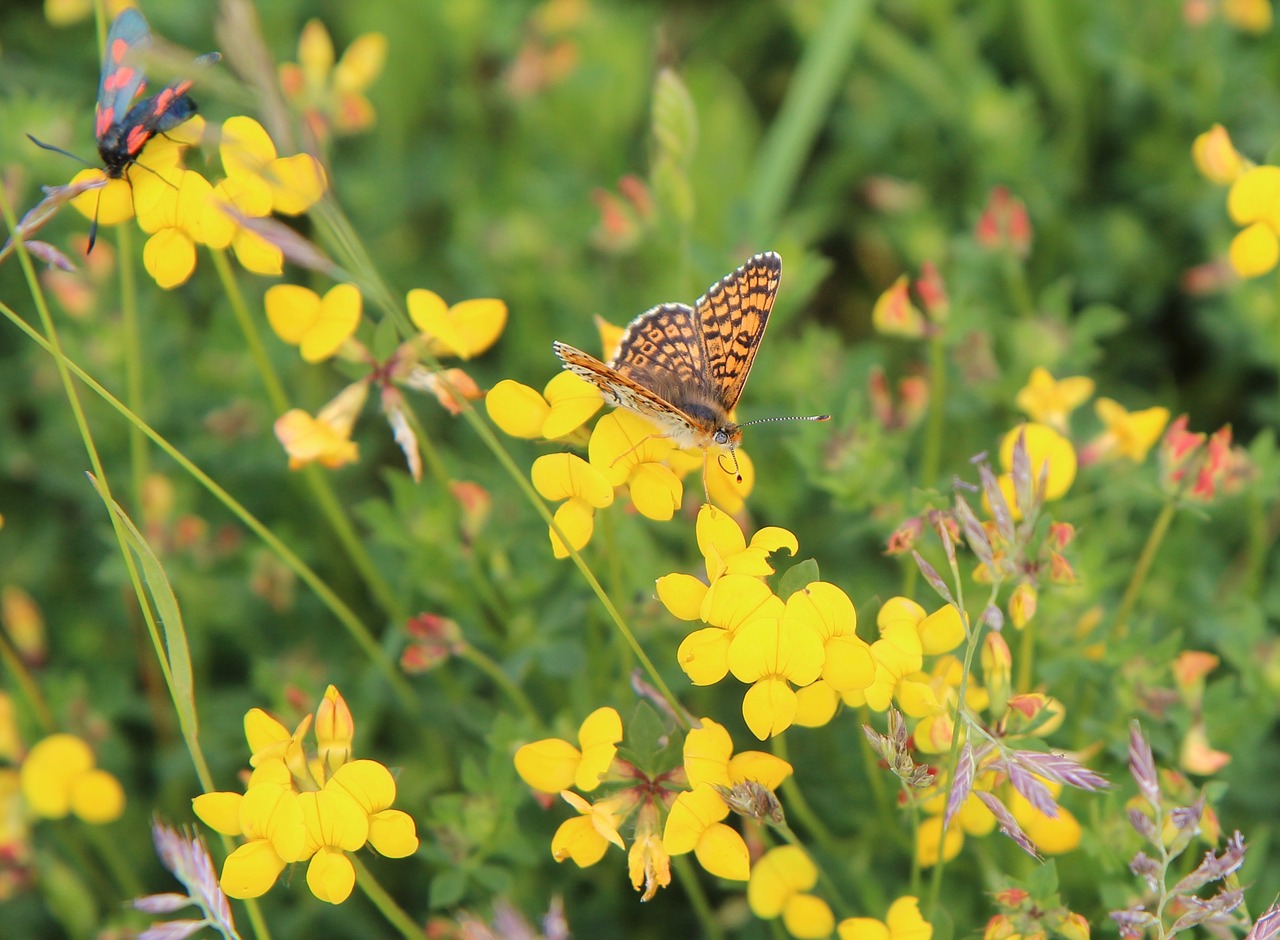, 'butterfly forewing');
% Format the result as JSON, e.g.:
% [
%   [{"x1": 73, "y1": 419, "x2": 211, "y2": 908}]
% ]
[
  {"x1": 697, "y1": 251, "x2": 780, "y2": 413},
  {"x1": 552, "y1": 342, "x2": 693, "y2": 430}
]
